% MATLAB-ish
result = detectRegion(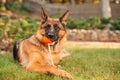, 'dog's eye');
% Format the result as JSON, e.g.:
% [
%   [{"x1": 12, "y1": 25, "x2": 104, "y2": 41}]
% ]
[
  {"x1": 53, "y1": 24, "x2": 60, "y2": 31},
  {"x1": 45, "y1": 24, "x2": 51, "y2": 29}
]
